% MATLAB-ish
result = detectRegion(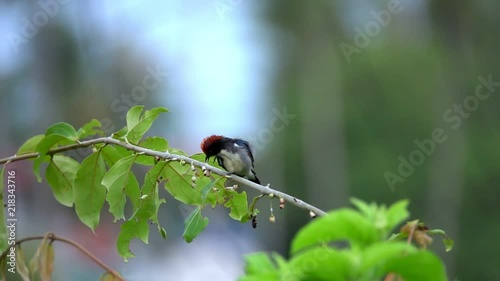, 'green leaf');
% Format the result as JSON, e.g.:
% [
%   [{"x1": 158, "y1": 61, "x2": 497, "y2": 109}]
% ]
[
  {"x1": 116, "y1": 162, "x2": 167, "y2": 260},
  {"x1": 201, "y1": 178, "x2": 221, "y2": 206},
  {"x1": 183, "y1": 207, "x2": 209, "y2": 243},
  {"x1": 141, "y1": 163, "x2": 167, "y2": 223},
  {"x1": 135, "y1": 157, "x2": 156, "y2": 167},
  {"x1": 240, "y1": 253, "x2": 285, "y2": 281},
  {"x1": 33, "y1": 123, "x2": 79, "y2": 182},
  {"x1": 204, "y1": 182, "x2": 226, "y2": 204},
  {"x1": 442, "y1": 237, "x2": 454, "y2": 252},
  {"x1": 386, "y1": 200, "x2": 410, "y2": 232},
  {"x1": 78, "y1": 119, "x2": 104, "y2": 139},
  {"x1": 169, "y1": 148, "x2": 188, "y2": 156},
  {"x1": 35, "y1": 135, "x2": 65, "y2": 154},
  {"x1": 17, "y1": 134, "x2": 45, "y2": 155},
  {"x1": 125, "y1": 106, "x2": 145, "y2": 132},
  {"x1": 291, "y1": 209, "x2": 379, "y2": 254},
  {"x1": 163, "y1": 162, "x2": 203, "y2": 205},
  {"x1": 196, "y1": 176, "x2": 222, "y2": 208},
  {"x1": 225, "y1": 191, "x2": 249, "y2": 221},
  {"x1": 115, "y1": 145, "x2": 135, "y2": 158},
  {"x1": 427, "y1": 229, "x2": 454, "y2": 252},
  {"x1": 388, "y1": 232, "x2": 407, "y2": 241},
  {"x1": 239, "y1": 274, "x2": 280, "y2": 281},
  {"x1": 45, "y1": 122, "x2": 79, "y2": 141},
  {"x1": 190, "y1": 153, "x2": 207, "y2": 162},
  {"x1": 102, "y1": 155, "x2": 139, "y2": 221},
  {"x1": 350, "y1": 197, "x2": 375, "y2": 217},
  {"x1": 191, "y1": 152, "x2": 224, "y2": 169},
  {"x1": 159, "y1": 227, "x2": 167, "y2": 239},
  {"x1": 382, "y1": 251, "x2": 447, "y2": 281},
  {"x1": 33, "y1": 135, "x2": 66, "y2": 182},
  {"x1": 125, "y1": 174, "x2": 141, "y2": 212},
  {"x1": 359, "y1": 242, "x2": 417, "y2": 277},
  {"x1": 112, "y1": 126, "x2": 129, "y2": 138},
  {"x1": 101, "y1": 144, "x2": 135, "y2": 166},
  {"x1": 45, "y1": 155, "x2": 80, "y2": 207},
  {"x1": 350, "y1": 198, "x2": 410, "y2": 239},
  {"x1": 125, "y1": 107, "x2": 169, "y2": 143},
  {"x1": 73, "y1": 150, "x2": 107, "y2": 230},
  {"x1": 140, "y1": 136, "x2": 169, "y2": 151},
  {"x1": 288, "y1": 247, "x2": 353, "y2": 281},
  {"x1": 116, "y1": 218, "x2": 149, "y2": 261},
  {"x1": 136, "y1": 137, "x2": 169, "y2": 165},
  {"x1": 351, "y1": 199, "x2": 388, "y2": 234},
  {"x1": 243, "y1": 253, "x2": 279, "y2": 275},
  {"x1": 0, "y1": 168, "x2": 7, "y2": 254},
  {"x1": 271, "y1": 253, "x2": 288, "y2": 270},
  {"x1": 101, "y1": 145, "x2": 124, "y2": 166}
]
